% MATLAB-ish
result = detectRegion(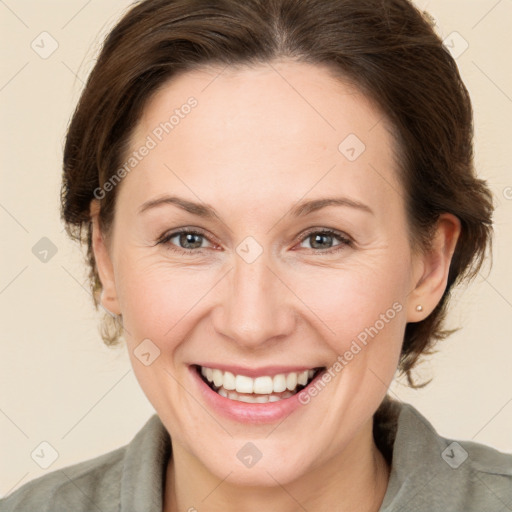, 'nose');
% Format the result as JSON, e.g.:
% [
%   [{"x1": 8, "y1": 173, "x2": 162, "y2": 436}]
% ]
[{"x1": 211, "y1": 249, "x2": 296, "y2": 350}]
